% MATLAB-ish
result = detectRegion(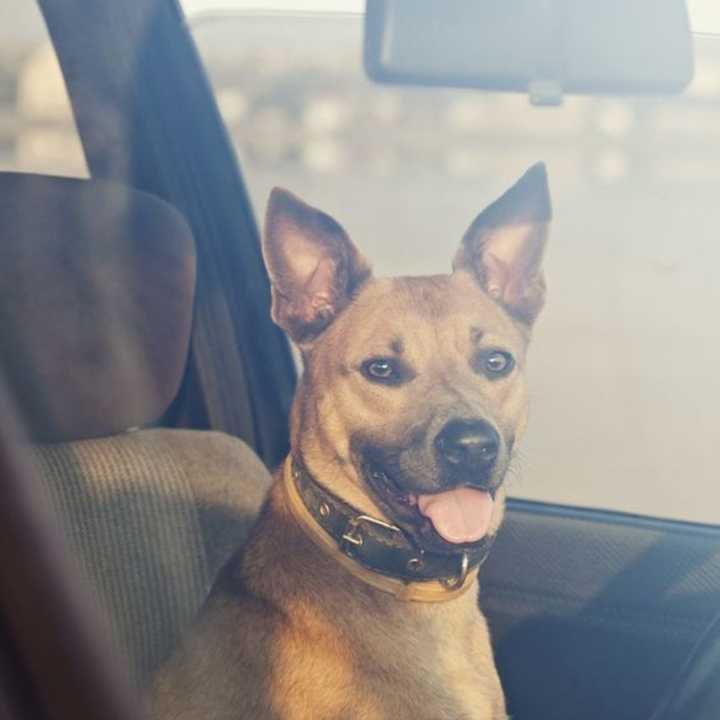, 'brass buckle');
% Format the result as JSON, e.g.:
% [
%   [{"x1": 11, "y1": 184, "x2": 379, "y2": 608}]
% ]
[
  {"x1": 341, "y1": 514, "x2": 403, "y2": 555},
  {"x1": 440, "y1": 551, "x2": 470, "y2": 591}
]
